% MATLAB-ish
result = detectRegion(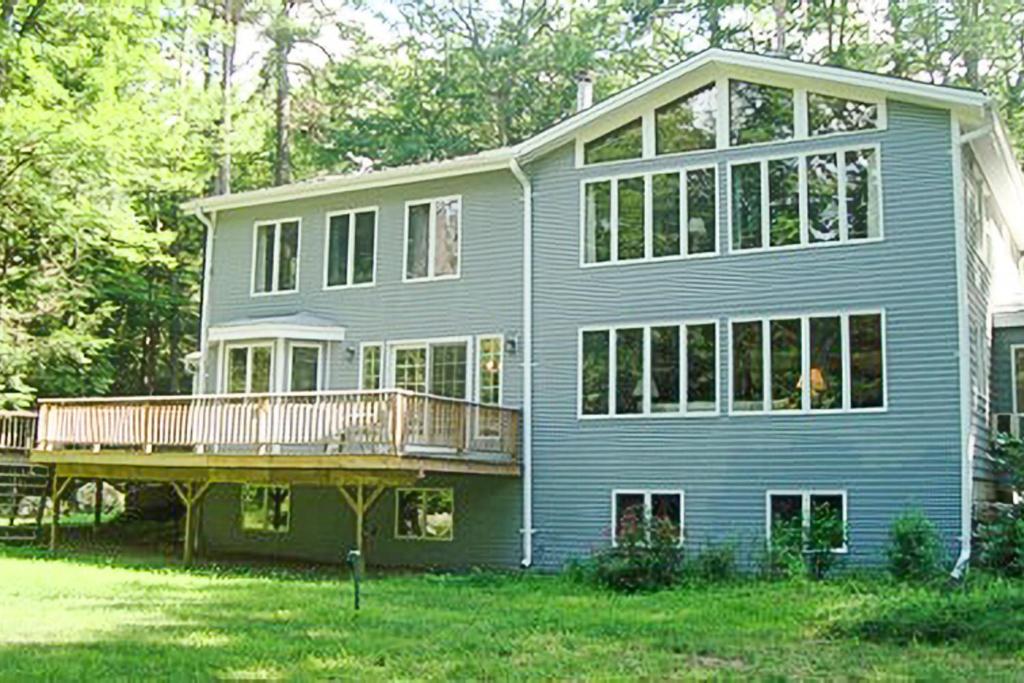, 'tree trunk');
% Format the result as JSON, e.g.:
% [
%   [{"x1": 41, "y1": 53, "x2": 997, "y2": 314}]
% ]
[
  {"x1": 217, "y1": 0, "x2": 238, "y2": 195},
  {"x1": 273, "y1": 0, "x2": 293, "y2": 186}
]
